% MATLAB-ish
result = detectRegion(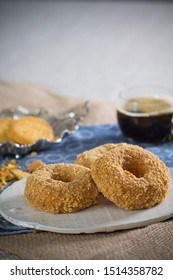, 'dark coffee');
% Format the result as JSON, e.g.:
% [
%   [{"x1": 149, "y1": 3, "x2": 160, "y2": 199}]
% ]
[{"x1": 117, "y1": 97, "x2": 173, "y2": 143}]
